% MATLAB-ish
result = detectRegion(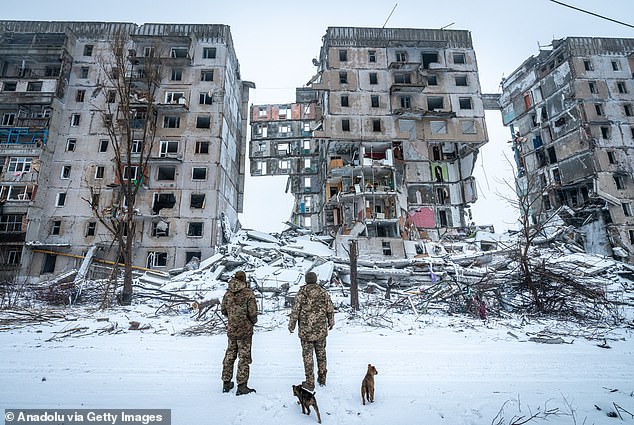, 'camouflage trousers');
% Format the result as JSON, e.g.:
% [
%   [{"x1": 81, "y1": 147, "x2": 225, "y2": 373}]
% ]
[
  {"x1": 221, "y1": 337, "x2": 252, "y2": 385},
  {"x1": 300, "y1": 338, "x2": 327, "y2": 389}
]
